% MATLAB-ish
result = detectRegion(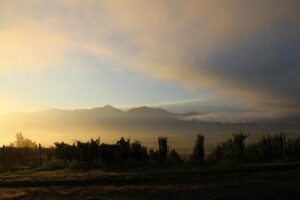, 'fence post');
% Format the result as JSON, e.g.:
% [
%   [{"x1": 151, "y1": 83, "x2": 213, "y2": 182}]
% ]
[
  {"x1": 38, "y1": 143, "x2": 42, "y2": 168},
  {"x1": 282, "y1": 135, "x2": 286, "y2": 161},
  {"x1": 2, "y1": 145, "x2": 5, "y2": 170}
]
